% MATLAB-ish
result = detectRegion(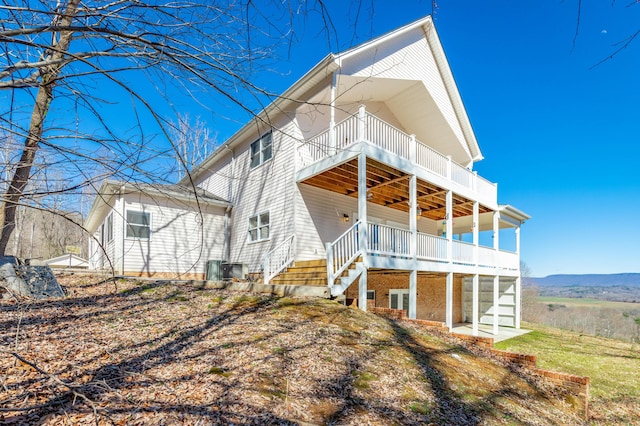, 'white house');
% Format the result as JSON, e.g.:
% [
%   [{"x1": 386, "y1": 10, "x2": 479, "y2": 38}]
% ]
[
  {"x1": 86, "y1": 181, "x2": 230, "y2": 279},
  {"x1": 86, "y1": 16, "x2": 529, "y2": 335},
  {"x1": 44, "y1": 254, "x2": 89, "y2": 269}
]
